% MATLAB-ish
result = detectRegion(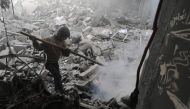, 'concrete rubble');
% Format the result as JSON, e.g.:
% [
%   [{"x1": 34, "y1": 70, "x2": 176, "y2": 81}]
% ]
[{"x1": 0, "y1": 0, "x2": 152, "y2": 109}]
